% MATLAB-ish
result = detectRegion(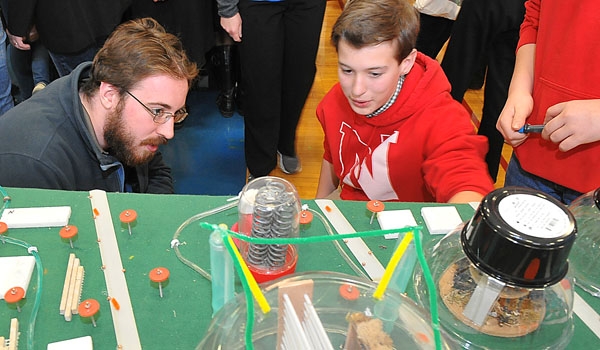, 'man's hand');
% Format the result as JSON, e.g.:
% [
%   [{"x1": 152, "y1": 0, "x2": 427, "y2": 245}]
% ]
[
  {"x1": 6, "y1": 30, "x2": 30, "y2": 50},
  {"x1": 220, "y1": 14, "x2": 242, "y2": 42}
]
